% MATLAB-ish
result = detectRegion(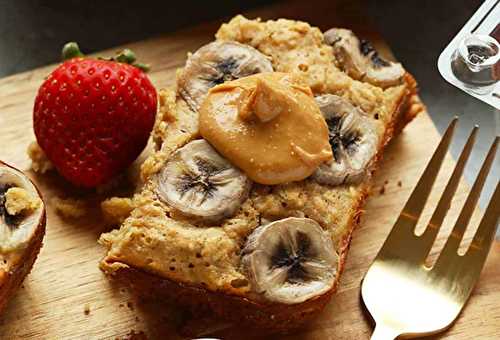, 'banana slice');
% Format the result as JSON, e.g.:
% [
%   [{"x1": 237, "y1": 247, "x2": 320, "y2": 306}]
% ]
[
  {"x1": 324, "y1": 28, "x2": 405, "y2": 88},
  {"x1": 156, "y1": 139, "x2": 251, "y2": 223},
  {"x1": 0, "y1": 162, "x2": 45, "y2": 252},
  {"x1": 312, "y1": 94, "x2": 380, "y2": 186},
  {"x1": 177, "y1": 41, "x2": 273, "y2": 111},
  {"x1": 242, "y1": 217, "x2": 338, "y2": 304}
]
